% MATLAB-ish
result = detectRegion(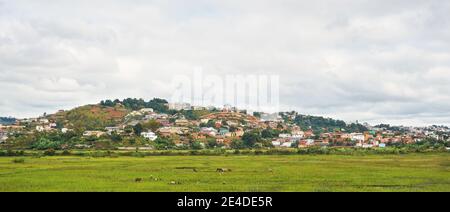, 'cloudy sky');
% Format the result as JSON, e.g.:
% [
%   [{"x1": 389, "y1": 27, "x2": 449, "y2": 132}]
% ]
[{"x1": 1, "y1": 0, "x2": 450, "y2": 126}]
